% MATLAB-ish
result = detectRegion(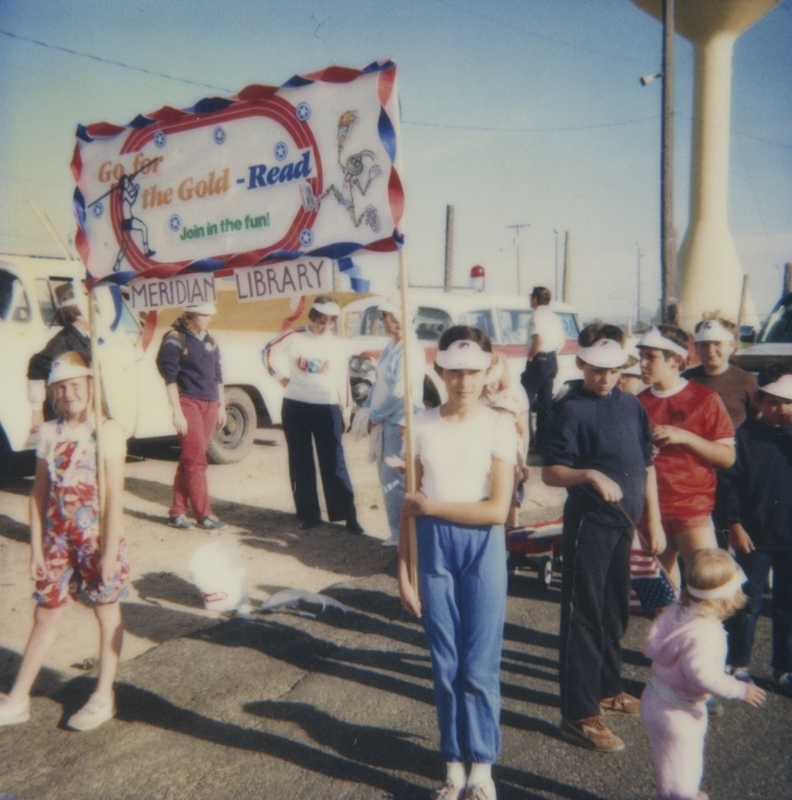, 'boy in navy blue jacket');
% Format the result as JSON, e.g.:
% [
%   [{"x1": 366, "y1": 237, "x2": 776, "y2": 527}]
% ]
[
  {"x1": 722, "y1": 365, "x2": 792, "y2": 692},
  {"x1": 542, "y1": 324, "x2": 665, "y2": 752}
]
